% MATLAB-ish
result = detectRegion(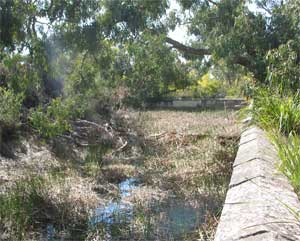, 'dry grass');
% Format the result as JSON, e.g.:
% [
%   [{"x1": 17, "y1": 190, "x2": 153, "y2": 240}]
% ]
[
  {"x1": 101, "y1": 109, "x2": 241, "y2": 240},
  {"x1": 0, "y1": 109, "x2": 240, "y2": 240},
  {"x1": 136, "y1": 110, "x2": 240, "y2": 198},
  {"x1": 0, "y1": 137, "x2": 102, "y2": 240}
]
